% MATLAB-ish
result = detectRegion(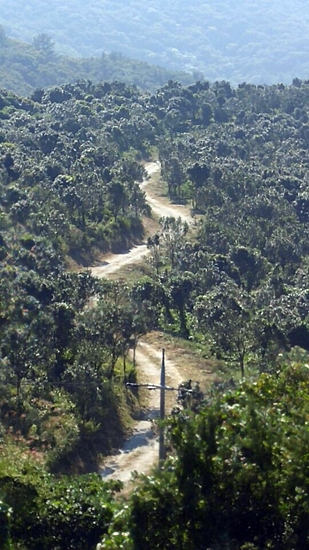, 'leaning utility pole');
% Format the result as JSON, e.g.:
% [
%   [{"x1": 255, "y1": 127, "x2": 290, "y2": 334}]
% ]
[{"x1": 159, "y1": 348, "x2": 165, "y2": 467}]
